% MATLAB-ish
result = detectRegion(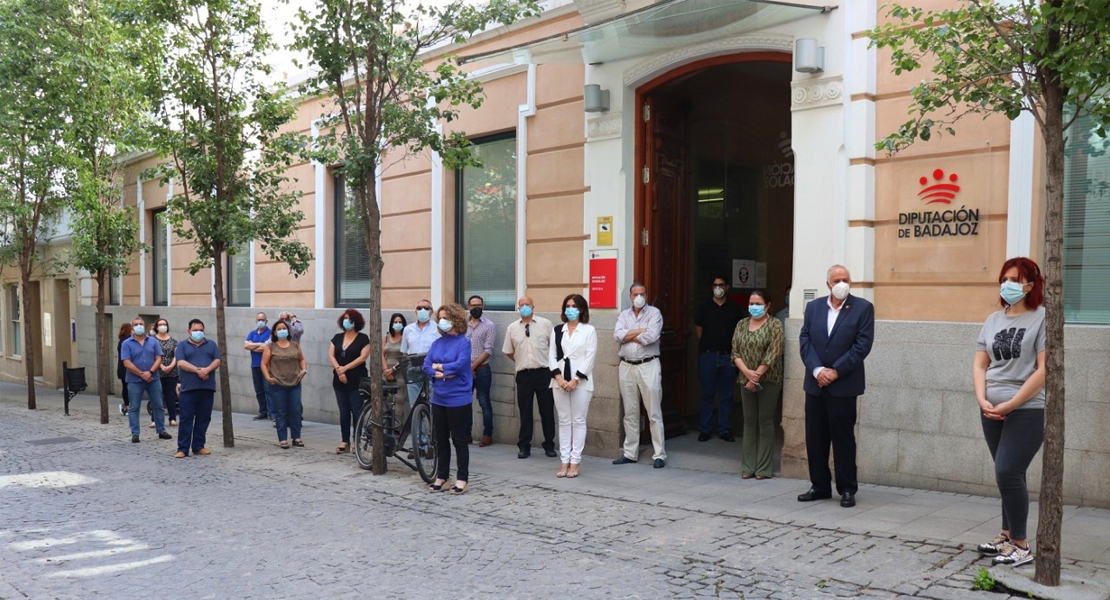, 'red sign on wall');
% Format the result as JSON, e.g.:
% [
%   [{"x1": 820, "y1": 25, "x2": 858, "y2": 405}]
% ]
[{"x1": 589, "y1": 250, "x2": 618, "y2": 309}]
